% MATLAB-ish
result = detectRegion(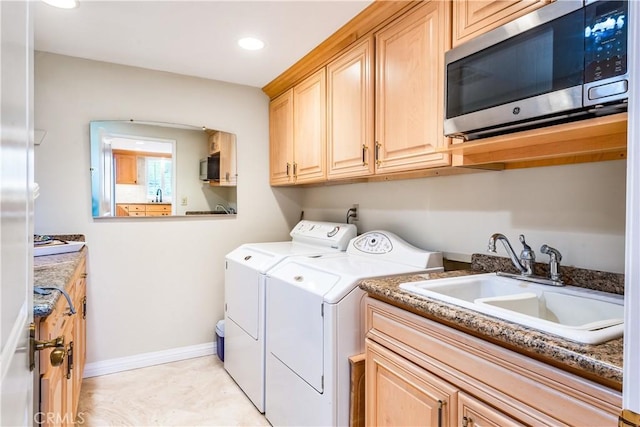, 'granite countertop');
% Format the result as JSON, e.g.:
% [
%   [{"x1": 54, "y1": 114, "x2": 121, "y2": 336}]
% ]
[
  {"x1": 360, "y1": 264, "x2": 623, "y2": 389},
  {"x1": 34, "y1": 235, "x2": 86, "y2": 318}
]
